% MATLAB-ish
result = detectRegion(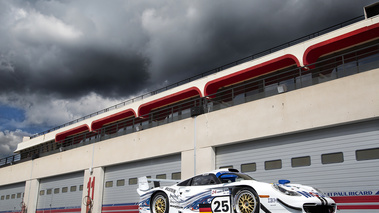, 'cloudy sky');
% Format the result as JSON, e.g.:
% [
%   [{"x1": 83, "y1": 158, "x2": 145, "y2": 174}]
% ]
[{"x1": 0, "y1": 0, "x2": 376, "y2": 158}]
